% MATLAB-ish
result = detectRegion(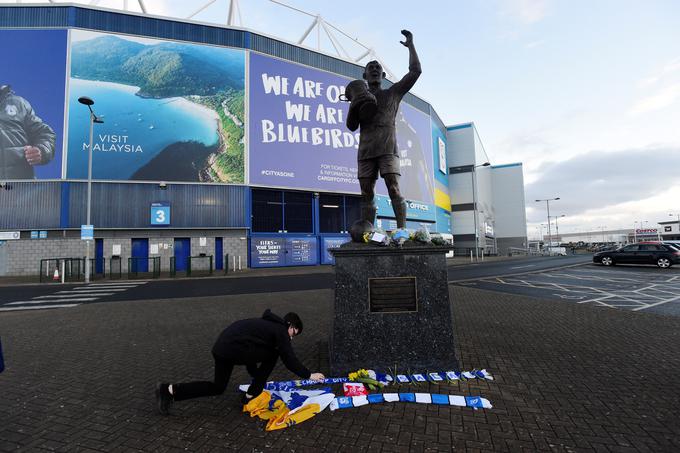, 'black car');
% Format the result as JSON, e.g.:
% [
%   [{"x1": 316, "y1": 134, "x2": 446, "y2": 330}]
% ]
[{"x1": 593, "y1": 243, "x2": 680, "y2": 268}]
